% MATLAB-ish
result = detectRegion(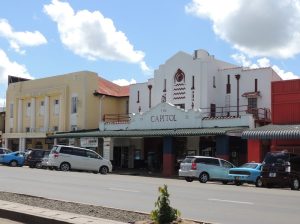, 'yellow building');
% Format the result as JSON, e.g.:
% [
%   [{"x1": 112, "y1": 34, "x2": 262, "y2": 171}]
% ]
[{"x1": 3, "y1": 71, "x2": 129, "y2": 152}]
